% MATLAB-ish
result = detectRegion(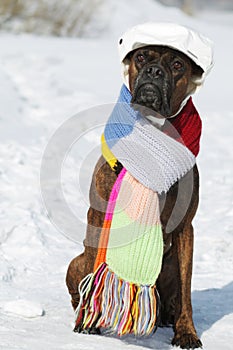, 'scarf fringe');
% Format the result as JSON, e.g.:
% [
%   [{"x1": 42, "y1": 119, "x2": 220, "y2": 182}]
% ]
[{"x1": 75, "y1": 262, "x2": 160, "y2": 336}]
